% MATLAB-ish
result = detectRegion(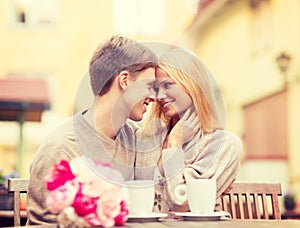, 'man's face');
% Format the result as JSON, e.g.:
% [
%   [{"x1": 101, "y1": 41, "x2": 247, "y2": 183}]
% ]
[{"x1": 124, "y1": 67, "x2": 156, "y2": 121}]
